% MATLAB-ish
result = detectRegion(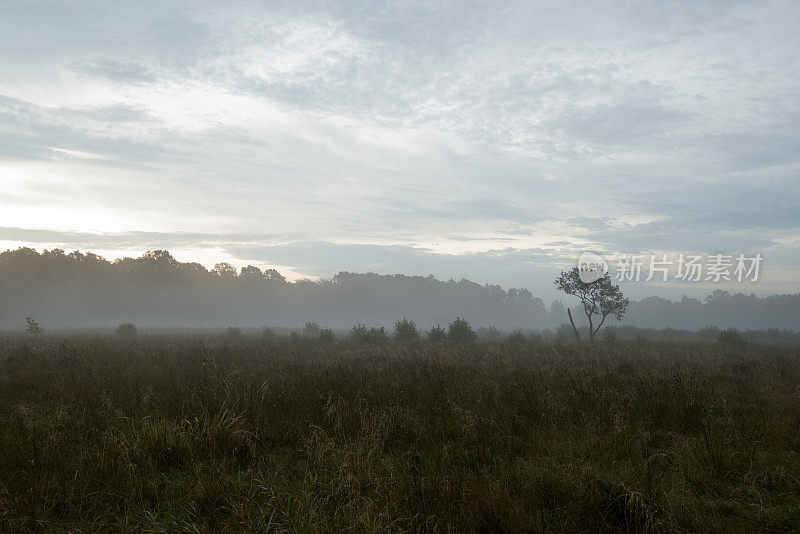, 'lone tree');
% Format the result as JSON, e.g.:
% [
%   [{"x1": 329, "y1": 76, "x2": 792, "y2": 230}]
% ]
[{"x1": 554, "y1": 267, "x2": 629, "y2": 343}]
